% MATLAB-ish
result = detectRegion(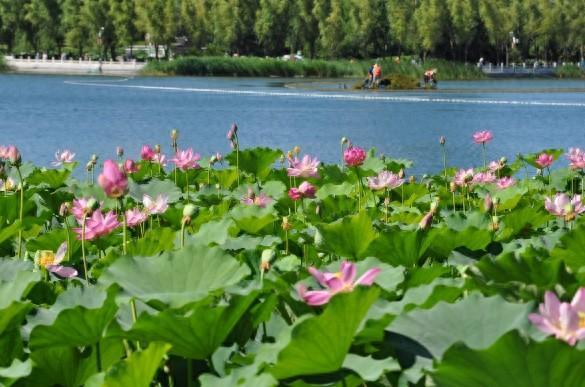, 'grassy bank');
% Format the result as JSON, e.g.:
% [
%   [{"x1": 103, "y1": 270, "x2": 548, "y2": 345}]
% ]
[
  {"x1": 143, "y1": 56, "x2": 484, "y2": 80},
  {"x1": 0, "y1": 56, "x2": 7, "y2": 72},
  {"x1": 555, "y1": 64, "x2": 585, "y2": 79}
]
